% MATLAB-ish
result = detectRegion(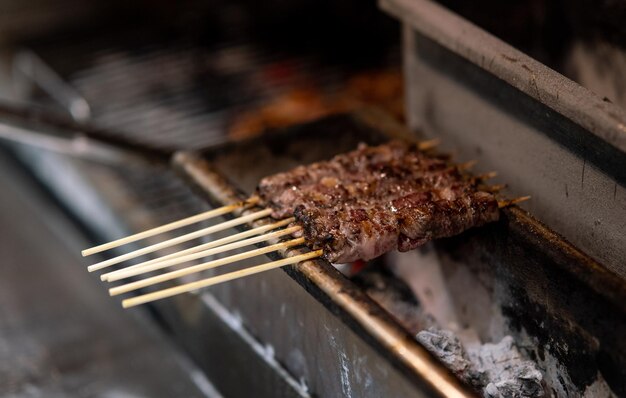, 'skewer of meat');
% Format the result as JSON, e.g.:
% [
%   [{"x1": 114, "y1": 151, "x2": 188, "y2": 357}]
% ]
[
  {"x1": 296, "y1": 186, "x2": 499, "y2": 263},
  {"x1": 259, "y1": 141, "x2": 451, "y2": 217},
  {"x1": 80, "y1": 140, "x2": 528, "y2": 308}
]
